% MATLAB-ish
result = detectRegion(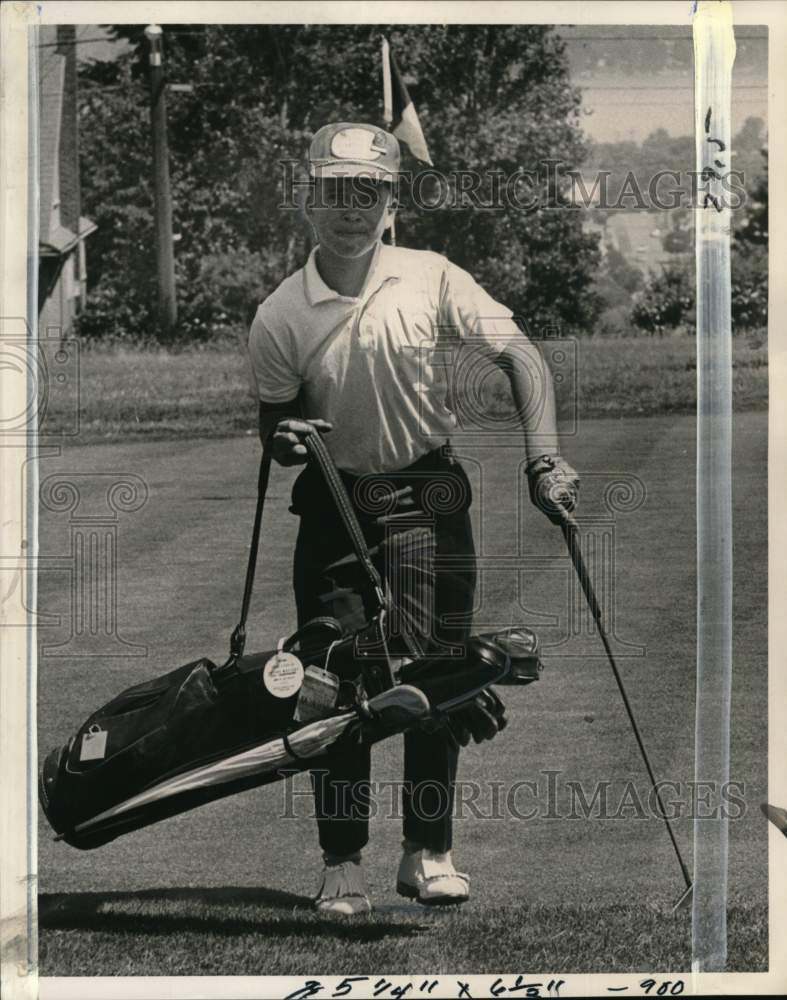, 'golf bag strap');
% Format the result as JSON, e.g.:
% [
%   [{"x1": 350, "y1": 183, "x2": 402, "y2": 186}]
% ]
[
  {"x1": 222, "y1": 427, "x2": 389, "y2": 672},
  {"x1": 222, "y1": 432, "x2": 275, "y2": 669},
  {"x1": 303, "y1": 431, "x2": 389, "y2": 611}
]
